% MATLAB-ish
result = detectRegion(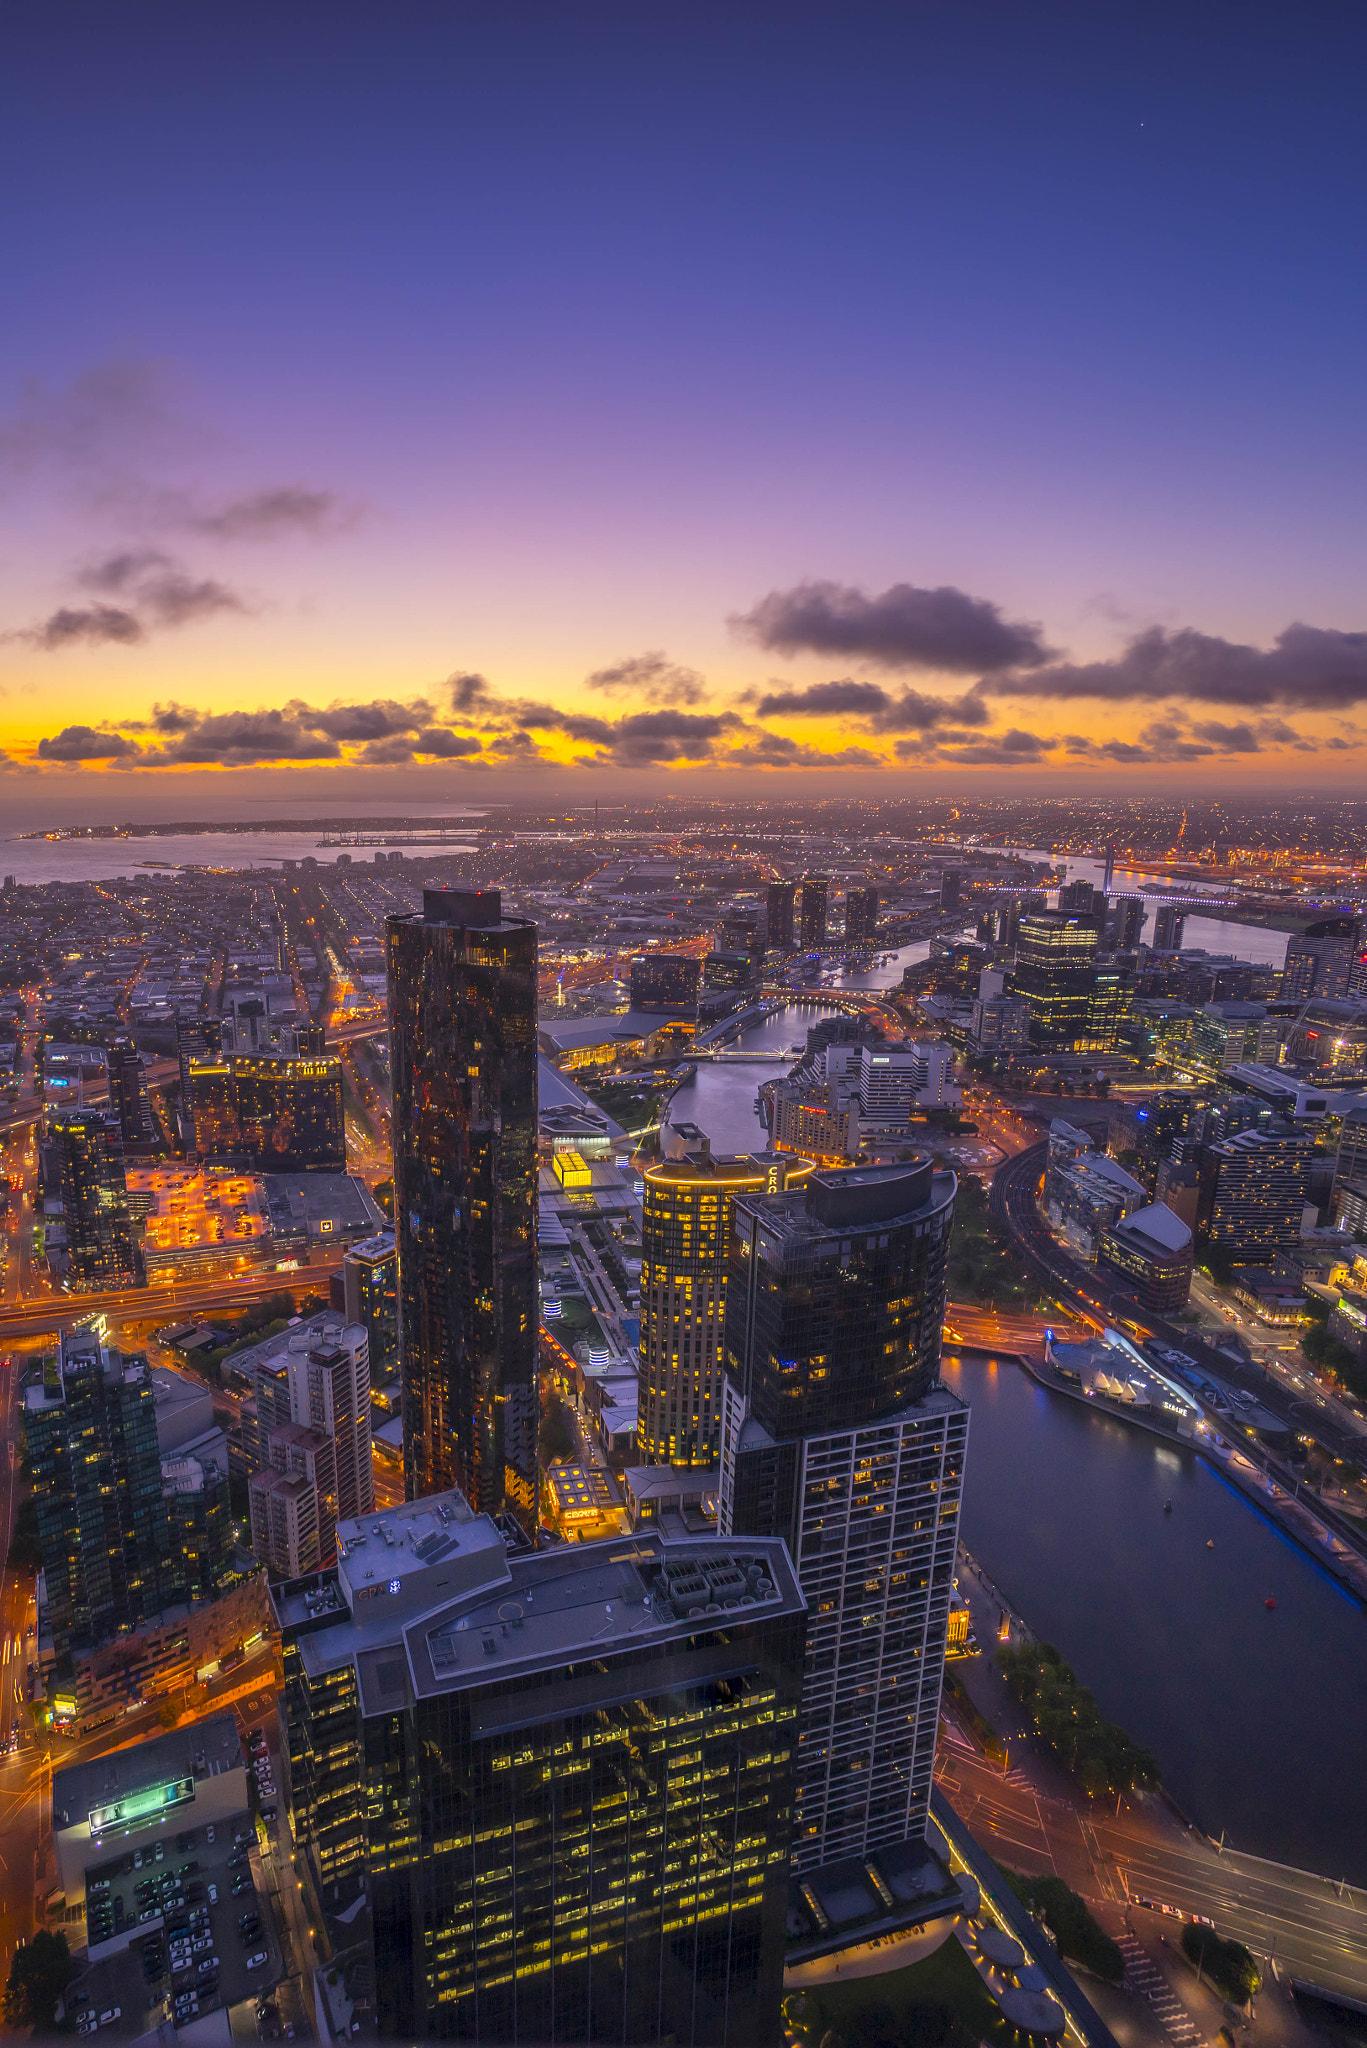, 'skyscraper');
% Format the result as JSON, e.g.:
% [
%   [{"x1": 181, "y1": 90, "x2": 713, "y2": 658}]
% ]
[
  {"x1": 1204, "y1": 1124, "x2": 1314, "y2": 1259},
  {"x1": 274, "y1": 1495, "x2": 806, "y2": 2047},
  {"x1": 48, "y1": 1109, "x2": 138, "y2": 1290},
  {"x1": 1281, "y1": 917, "x2": 1361, "y2": 1000},
  {"x1": 1152, "y1": 903, "x2": 1186, "y2": 951},
  {"x1": 843, "y1": 885, "x2": 878, "y2": 945},
  {"x1": 176, "y1": 1014, "x2": 224, "y2": 1147},
  {"x1": 719, "y1": 1160, "x2": 966, "y2": 1874},
  {"x1": 765, "y1": 879, "x2": 796, "y2": 951},
  {"x1": 799, "y1": 875, "x2": 828, "y2": 952},
  {"x1": 107, "y1": 1037, "x2": 154, "y2": 1150},
  {"x1": 343, "y1": 1231, "x2": 398, "y2": 1374},
  {"x1": 387, "y1": 889, "x2": 539, "y2": 1528},
  {"x1": 1102, "y1": 895, "x2": 1145, "y2": 951},
  {"x1": 1012, "y1": 911, "x2": 1101, "y2": 1050},
  {"x1": 629, "y1": 953, "x2": 702, "y2": 1014},
  {"x1": 23, "y1": 1330, "x2": 169, "y2": 1659},
  {"x1": 639, "y1": 1129, "x2": 809, "y2": 1467}
]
